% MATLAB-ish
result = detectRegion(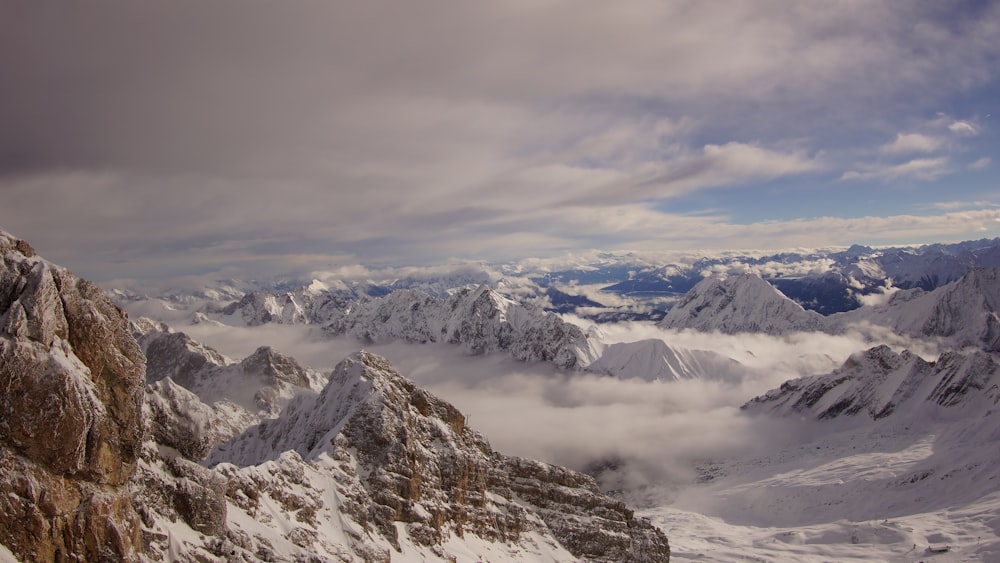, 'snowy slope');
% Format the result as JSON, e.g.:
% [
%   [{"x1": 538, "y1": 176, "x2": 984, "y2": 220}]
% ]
[
  {"x1": 743, "y1": 344, "x2": 1000, "y2": 422},
  {"x1": 643, "y1": 345, "x2": 1000, "y2": 561},
  {"x1": 588, "y1": 338, "x2": 745, "y2": 382},
  {"x1": 201, "y1": 351, "x2": 670, "y2": 562},
  {"x1": 658, "y1": 273, "x2": 824, "y2": 334},
  {"x1": 134, "y1": 318, "x2": 329, "y2": 455},
  {"x1": 833, "y1": 267, "x2": 1000, "y2": 351}
]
